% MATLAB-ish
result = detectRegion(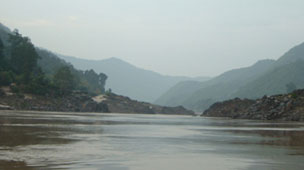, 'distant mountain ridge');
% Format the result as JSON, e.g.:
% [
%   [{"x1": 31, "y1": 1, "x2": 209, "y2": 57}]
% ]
[
  {"x1": 2, "y1": 22, "x2": 211, "y2": 103},
  {"x1": 275, "y1": 42, "x2": 304, "y2": 66},
  {"x1": 58, "y1": 55, "x2": 210, "y2": 102},
  {"x1": 155, "y1": 59, "x2": 276, "y2": 111},
  {"x1": 156, "y1": 42, "x2": 304, "y2": 111}
]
